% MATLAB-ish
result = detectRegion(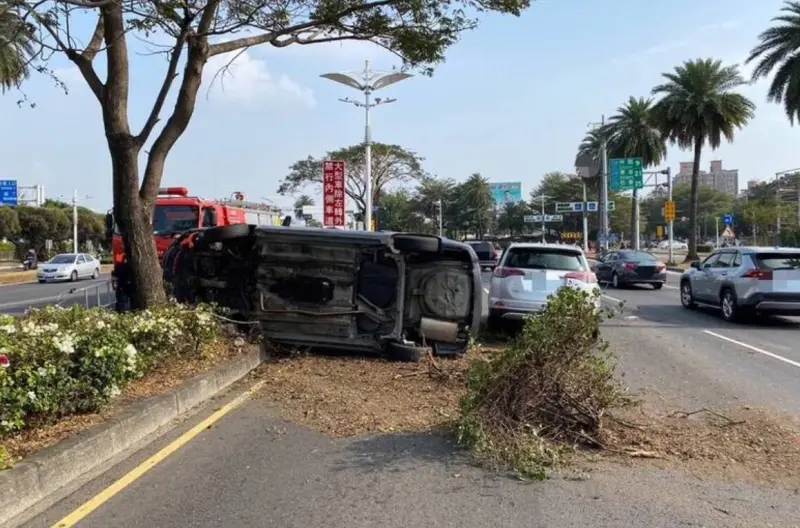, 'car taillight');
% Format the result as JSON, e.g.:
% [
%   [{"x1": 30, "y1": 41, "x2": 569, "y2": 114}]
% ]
[
  {"x1": 493, "y1": 267, "x2": 525, "y2": 278},
  {"x1": 744, "y1": 269, "x2": 773, "y2": 280},
  {"x1": 657, "y1": 263, "x2": 666, "y2": 271},
  {"x1": 623, "y1": 263, "x2": 637, "y2": 270},
  {"x1": 565, "y1": 272, "x2": 597, "y2": 284}
]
